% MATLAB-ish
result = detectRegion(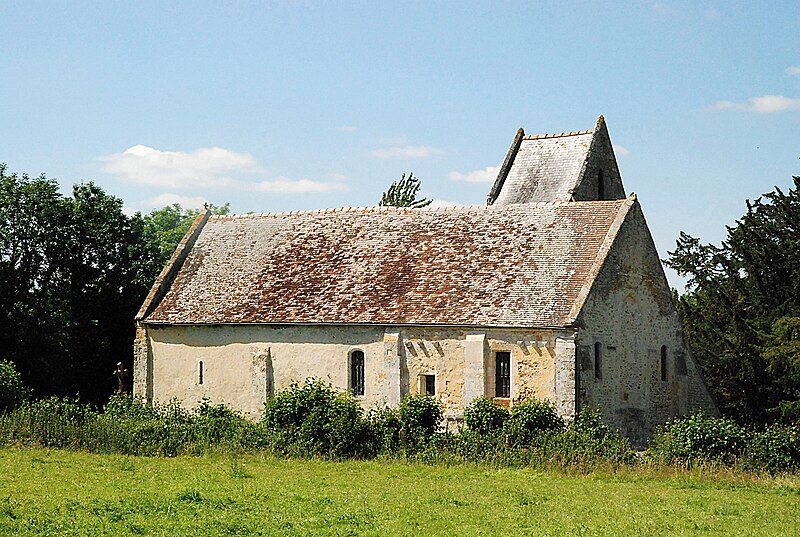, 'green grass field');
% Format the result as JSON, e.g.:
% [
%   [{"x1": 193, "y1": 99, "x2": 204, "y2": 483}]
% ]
[{"x1": 0, "y1": 448, "x2": 798, "y2": 536}]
